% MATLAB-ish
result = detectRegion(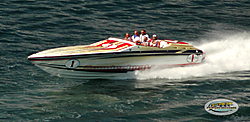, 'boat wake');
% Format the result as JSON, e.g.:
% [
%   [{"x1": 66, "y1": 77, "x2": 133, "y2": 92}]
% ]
[{"x1": 135, "y1": 31, "x2": 250, "y2": 80}]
